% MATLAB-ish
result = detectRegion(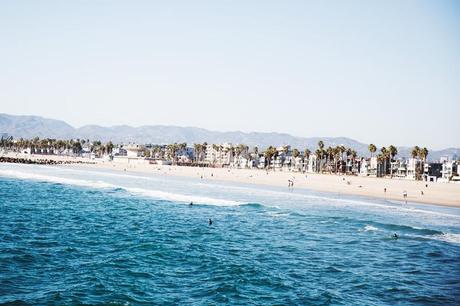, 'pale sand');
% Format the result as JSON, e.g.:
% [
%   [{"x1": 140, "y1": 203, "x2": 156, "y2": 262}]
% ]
[{"x1": 3, "y1": 153, "x2": 460, "y2": 207}]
